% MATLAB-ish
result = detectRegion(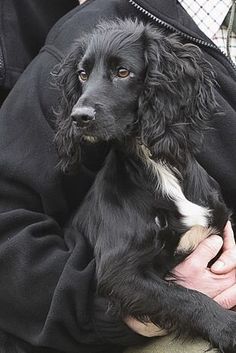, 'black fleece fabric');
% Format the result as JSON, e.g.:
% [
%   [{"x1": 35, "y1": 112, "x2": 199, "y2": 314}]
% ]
[
  {"x1": 0, "y1": 0, "x2": 78, "y2": 90},
  {"x1": 0, "y1": 0, "x2": 236, "y2": 352}
]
